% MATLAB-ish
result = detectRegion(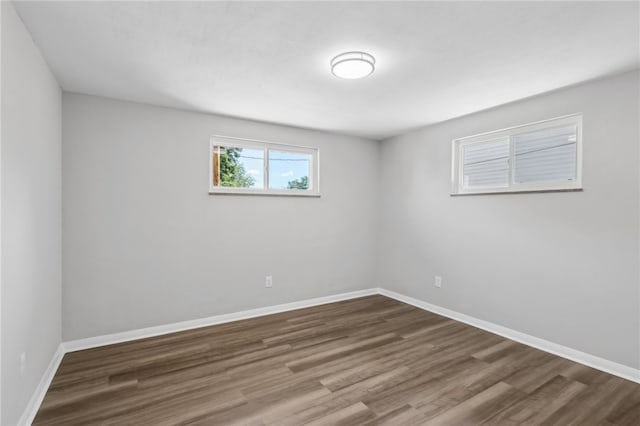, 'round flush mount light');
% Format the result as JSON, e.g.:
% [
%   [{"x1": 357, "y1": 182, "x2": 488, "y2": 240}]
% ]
[{"x1": 330, "y1": 51, "x2": 375, "y2": 79}]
